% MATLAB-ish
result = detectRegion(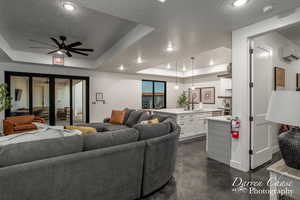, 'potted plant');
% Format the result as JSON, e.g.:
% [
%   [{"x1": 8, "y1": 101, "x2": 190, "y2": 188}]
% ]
[
  {"x1": 0, "y1": 83, "x2": 12, "y2": 135},
  {"x1": 177, "y1": 92, "x2": 189, "y2": 110}
]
